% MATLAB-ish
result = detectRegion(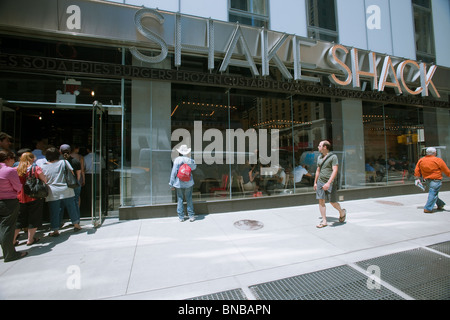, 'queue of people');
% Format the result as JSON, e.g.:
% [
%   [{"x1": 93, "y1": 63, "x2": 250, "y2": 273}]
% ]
[{"x1": 1, "y1": 131, "x2": 85, "y2": 263}]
